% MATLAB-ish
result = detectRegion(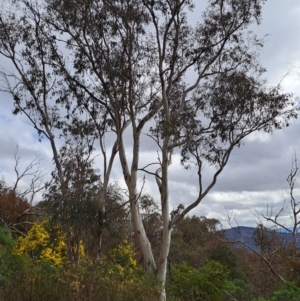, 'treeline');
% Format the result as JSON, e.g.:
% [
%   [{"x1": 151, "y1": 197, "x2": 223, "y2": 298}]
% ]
[{"x1": 1, "y1": 179, "x2": 300, "y2": 301}]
